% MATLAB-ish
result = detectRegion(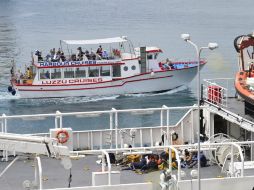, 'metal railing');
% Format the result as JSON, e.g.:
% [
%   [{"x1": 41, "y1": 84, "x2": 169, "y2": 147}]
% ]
[
  {"x1": 203, "y1": 78, "x2": 235, "y2": 108},
  {"x1": 0, "y1": 105, "x2": 202, "y2": 159}
]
